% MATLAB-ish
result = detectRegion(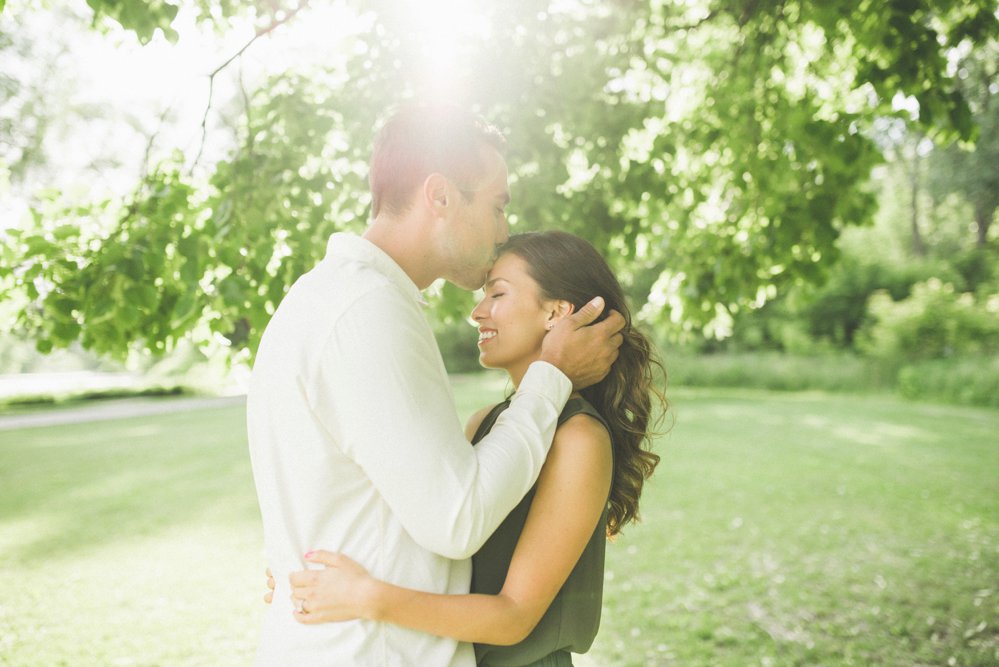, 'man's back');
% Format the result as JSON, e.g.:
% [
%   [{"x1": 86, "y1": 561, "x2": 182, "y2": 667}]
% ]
[{"x1": 247, "y1": 233, "x2": 474, "y2": 666}]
